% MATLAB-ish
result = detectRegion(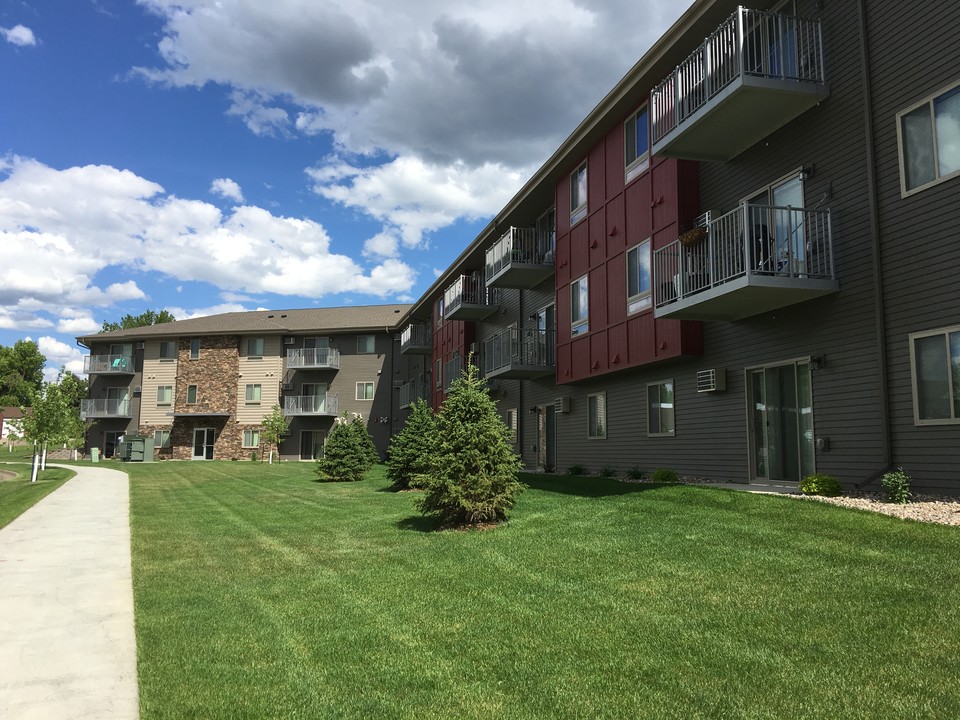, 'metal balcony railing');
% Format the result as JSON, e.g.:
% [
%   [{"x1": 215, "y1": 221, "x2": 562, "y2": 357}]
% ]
[
  {"x1": 484, "y1": 227, "x2": 555, "y2": 284},
  {"x1": 282, "y1": 394, "x2": 339, "y2": 416},
  {"x1": 398, "y1": 379, "x2": 429, "y2": 409},
  {"x1": 653, "y1": 204, "x2": 834, "y2": 309},
  {"x1": 651, "y1": 7, "x2": 825, "y2": 145},
  {"x1": 83, "y1": 354, "x2": 135, "y2": 374},
  {"x1": 400, "y1": 323, "x2": 431, "y2": 353},
  {"x1": 483, "y1": 327, "x2": 555, "y2": 376},
  {"x1": 80, "y1": 398, "x2": 131, "y2": 419},
  {"x1": 286, "y1": 347, "x2": 341, "y2": 369},
  {"x1": 442, "y1": 357, "x2": 464, "y2": 393},
  {"x1": 443, "y1": 275, "x2": 498, "y2": 319}
]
